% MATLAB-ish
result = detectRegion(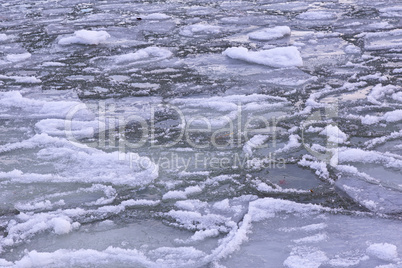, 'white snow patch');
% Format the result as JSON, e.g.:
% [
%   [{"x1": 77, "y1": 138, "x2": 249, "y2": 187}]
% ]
[
  {"x1": 275, "y1": 134, "x2": 301, "y2": 153},
  {"x1": 328, "y1": 255, "x2": 369, "y2": 267},
  {"x1": 338, "y1": 148, "x2": 402, "y2": 169},
  {"x1": 367, "y1": 84, "x2": 399, "y2": 105},
  {"x1": 256, "y1": 182, "x2": 310, "y2": 194},
  {"x1": 393, "y1": 68, "x2": 402, "y2": 74},
  {"x1": 6, "y1": 247, "x2": 155, "y2": 267},
  {"x1": 319, "y1": 125, "x2": 348, "y2": 144},
  {"x1": 392, "y1": 92, "x2": 402, "y2": 102},
  {"x1": 362, "y1": 110, "x2": 402, "y2": 125},
  {"x1": 379, "y1": 6, "x2": 402, "y2": 18},
  {"x1": 121, "y1": 199, "x2": 160, "y2": 207},
  {"x1": 243, "y1": 135, "x2": 269, "y2": 157},
  {"x1": 6, "y1": 52, "x2": 31, "y2": 62},
  {"x1": 141, "y1": 13, "x2": 170, "y2": 20},
  {"x1": 180, "y1": 23, "x2": 221, "y2": 37},
  {"x1": 15, "y1": 200, "x2": 65, "y2": 211},
  {"x1": 41, "y1": 62, "x2": 66, "y2": 67},
  {"x1": 223, "y1": 46, "x2": 303, "y2": 68},
  {"x1": 344, "y1": 45, "x2": 361, "y2": 54},
  {"x1": 58, "y1": 30, "x2": 111, "y2": 45},
  {"x1": 51, "y1": 217, "x2": 73, "y2": 235},
  {"x1": 297, "y1": 11, "x2": 337, "y2": 20},
  {"x1": 293, "y1": 233, "x2": 328, "y2": 244},
  {"x1": 0, "y1": 75, "x2": 41, "y2": 84},
  {"x1": 298, "y1": 155, "x2": 330, "y2": 181},
  {"x1": 284, "y1": 250, "x2": 329, "y2": 268},
  {"x1": 162, "y1": 185, "x2": 203, "y2": 200},
  {"x1": 248, "y1": 26, "x2": 291, "y2": 41},
  {"x1": 213, "y1": 199, "x2": 231, "y2": 211},
  {"x1": 0, "y1": 33, "x2": 9, "y2": 41},
  {"x1": 366, "y1": 243, "x2": 398, "y2": 262},
  {"x1": 280, "y1": 223, "x2": 327, "y2": 232},
  {"x1": 114, "y1": 47, "x2": 172, "y2": 64}
]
